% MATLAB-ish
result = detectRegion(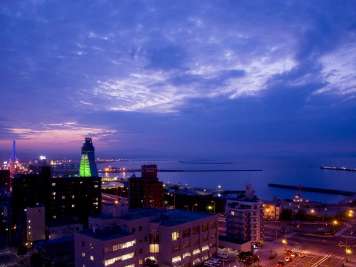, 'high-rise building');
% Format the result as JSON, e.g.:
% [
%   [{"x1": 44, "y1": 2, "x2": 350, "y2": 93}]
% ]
[
  {"x1": 80, "y1": 137, "x2": 98, "y2": 177},
  {"x1": 128, "y1": 165, "x2": 164, "y2": 209},
  {"x1": 48, "y1": 176, "x2": 101, "y2": 225},
  {"x1": 224, "y1": 187, "x2": 263, "y2": 244}
]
